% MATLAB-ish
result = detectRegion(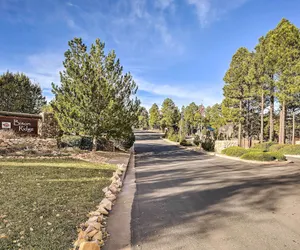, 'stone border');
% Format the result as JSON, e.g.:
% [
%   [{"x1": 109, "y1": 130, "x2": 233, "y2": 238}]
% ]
[{"x1": 73, "y1": 148, "x2": 133, "y2": 250}]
